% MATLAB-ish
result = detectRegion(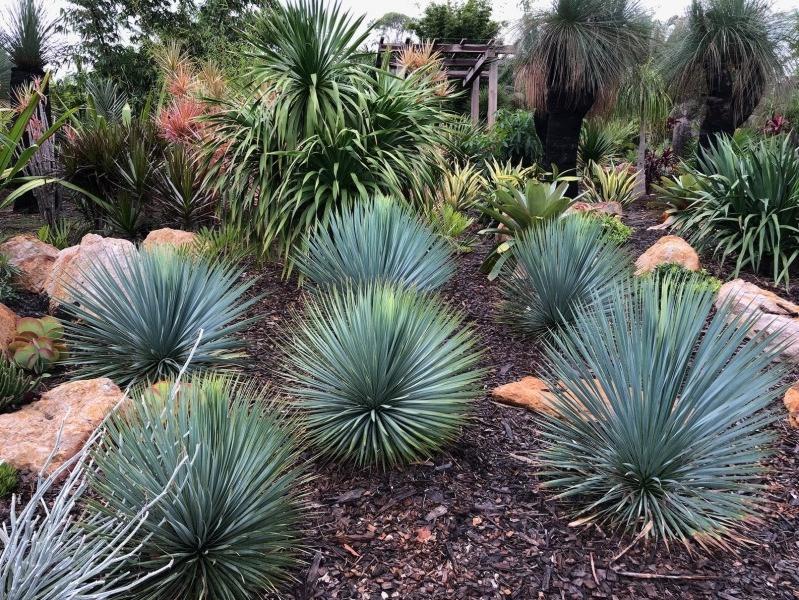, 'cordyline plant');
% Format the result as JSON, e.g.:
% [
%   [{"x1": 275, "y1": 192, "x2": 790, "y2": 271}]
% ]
[
  {"x1": 537, "y1": 274, "x2": 786, "y2": 549},
  {"x1": 284, "y1": 283, "x2": 483, "y2": 469},
  {"x1": 298, "y1": 197, "x2": 454, "y2": 293}
]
